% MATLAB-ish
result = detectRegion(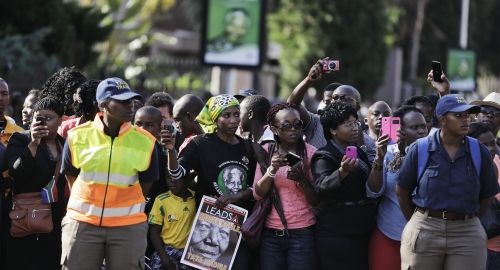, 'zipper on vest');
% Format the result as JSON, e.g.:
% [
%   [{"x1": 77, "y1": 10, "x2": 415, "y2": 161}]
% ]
[{"x1": 100, "y1": 137, "x2": 114, "y2": 226}]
